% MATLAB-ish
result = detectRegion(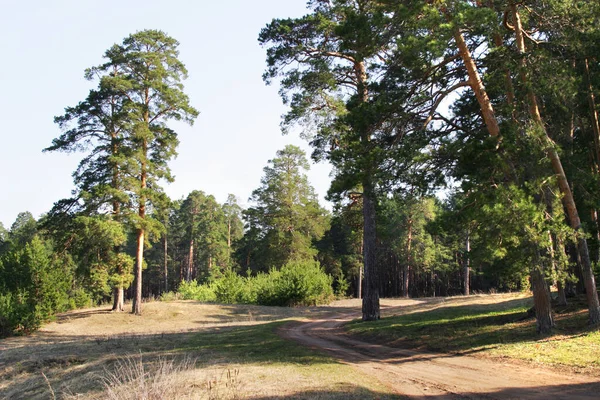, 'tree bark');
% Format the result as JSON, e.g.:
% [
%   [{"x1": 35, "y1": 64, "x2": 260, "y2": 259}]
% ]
[
  {"x1": 187, "y1": 239, "x2": 194, "y2": 281},
  {"x1": 510, "y1": 3, "x2": 600, "y2": 325},
  {"x1": 112, "y1": 286, "x2": 124, "y2": 312},
  {"x1": 163, "y1": 234, "x2": 168, "y2": 293},
  {"x1": 132, "y1": 228, "x2": 144, "y2": 315},
  {"x1": 362, "y1": 187, "x2": 380, "y2": 320},
  {"x1": 464, "y1": 231, "x2": 470, "y2": 296},
  {"x1": 403, "y1": 218, "x2": 412, "y2": 298},
  {"x1": 532, "y1": 263, "x2": 554, "y2": 334},
  {"x1": 353, "y1": 59, "x2": 380, "y2": 321},
  {"x1": 132, "y1": 128, "x2": 148, "y2": 315},
  {"x1": 452, "y1": 27, "x2": 500, "y2": 137}
]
